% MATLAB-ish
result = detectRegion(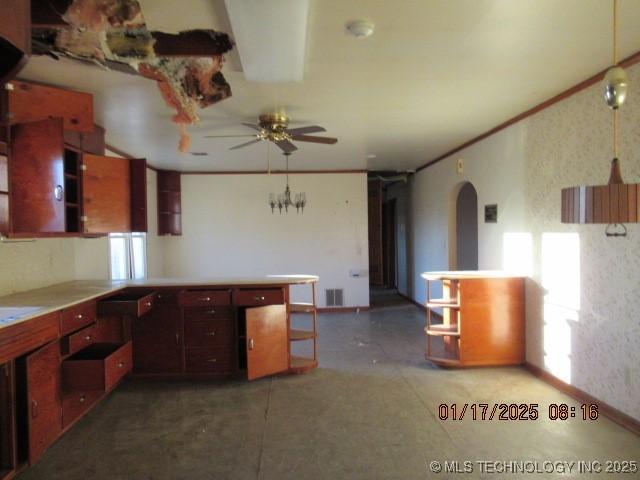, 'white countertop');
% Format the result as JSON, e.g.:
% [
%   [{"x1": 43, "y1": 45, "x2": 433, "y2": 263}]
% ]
[
  {"x1": 0, "y1": 275, "x2": 318, "y2": 330},
  {"x1": 421, "y1": 270, "x2": 526, "y2": 280}
]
